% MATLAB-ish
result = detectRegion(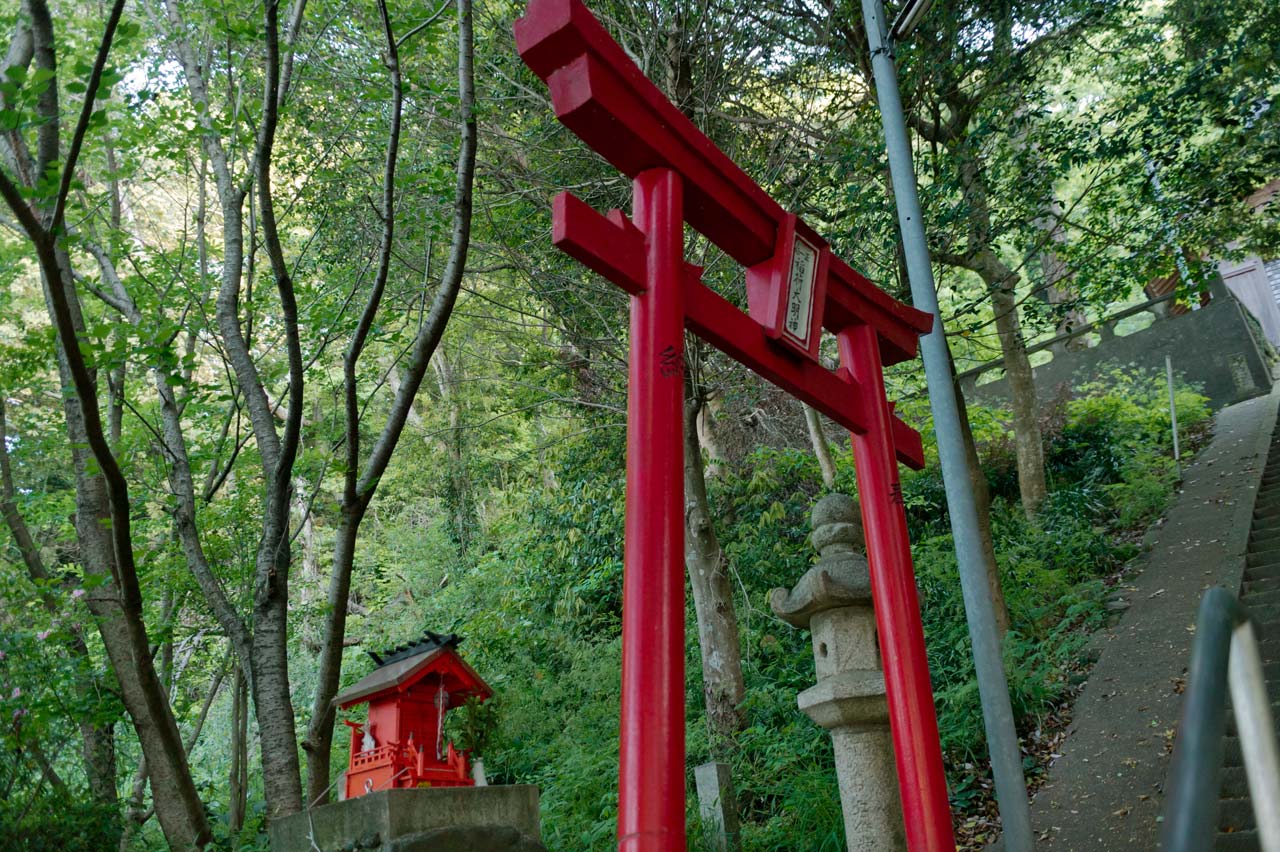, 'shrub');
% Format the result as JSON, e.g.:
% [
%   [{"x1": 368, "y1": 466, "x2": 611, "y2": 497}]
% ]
[{"x1": 387, "y1": 362, "x2": 1212, "y2": 849}]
